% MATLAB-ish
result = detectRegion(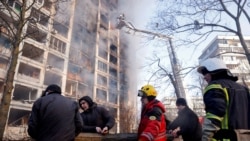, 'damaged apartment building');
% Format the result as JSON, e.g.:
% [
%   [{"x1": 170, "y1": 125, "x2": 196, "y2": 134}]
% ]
[{"x1": 0, "y1": 0, "x2": 134, "y2": 139}]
